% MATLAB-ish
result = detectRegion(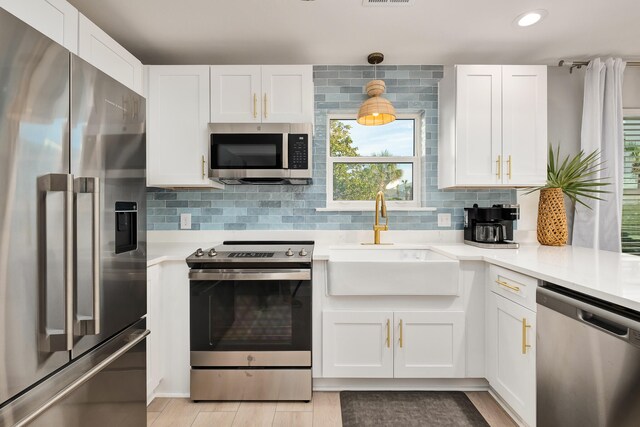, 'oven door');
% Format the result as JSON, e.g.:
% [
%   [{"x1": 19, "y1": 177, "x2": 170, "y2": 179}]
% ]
[
  {"x1": 189, "y1": 269, "x2": 311, "y2": 367},
  {"x1": 209, "y1": 132, "x2": 288, "y2": 179}
]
